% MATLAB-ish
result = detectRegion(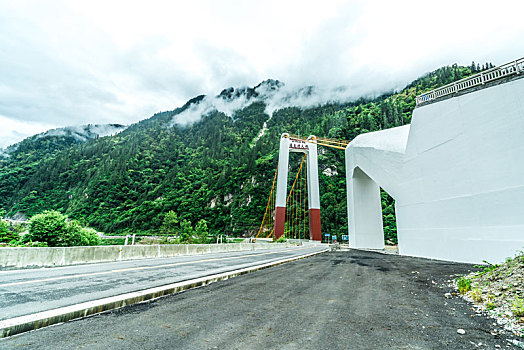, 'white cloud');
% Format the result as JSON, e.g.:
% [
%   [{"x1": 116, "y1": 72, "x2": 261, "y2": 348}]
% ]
[
  {"x1": 171, "y1": 80, "x2": 375, "y2": 127},
  {"x1": 0, "y1": 115, "x2": 52, "y2": 149},
  {"x1": 38, "y1": 124, "x2": 127, "y2": 143},
  {"x1": 172, "y1": 91, "x2": 255, "y2": 126},
  {"x1": 0, "y1": 0, "x2": 523, "y2": 147}
]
